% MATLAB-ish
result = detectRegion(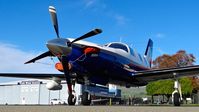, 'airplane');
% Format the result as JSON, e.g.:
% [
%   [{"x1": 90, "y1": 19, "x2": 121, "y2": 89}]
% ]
[{"x1": 1, "y1": 6, "x2": 199, "y2": 106}]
